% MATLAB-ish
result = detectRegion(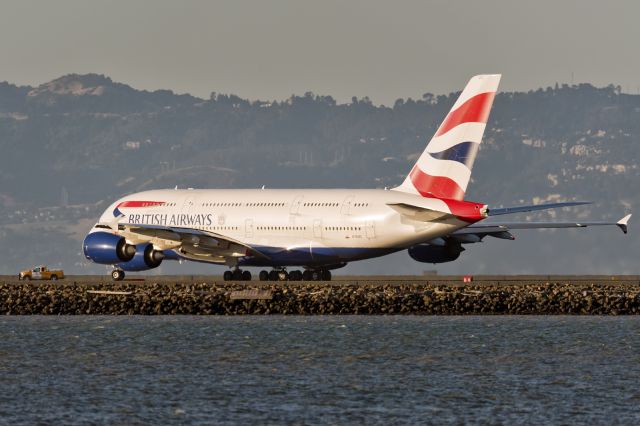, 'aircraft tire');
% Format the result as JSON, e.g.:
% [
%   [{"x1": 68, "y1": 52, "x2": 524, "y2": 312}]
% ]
[
  {"x1": 259, "y1": 270, "x2": 269, "y2": 281},
  {"x1": 269, "y1": 270, "x2": 279, "y2": 281},
  {"x1": 302, "y1": 270, "x2": 311, "y2": 281},
  {"x1": 242, "y1": 270, "x2": 252, "y2": 281},
  {"x1": 111, "y1": 270, "x2": 125, "y2": 281},
  {"x1": 321, "y1": 270, "x2": 332, "y2": 281},
  {"x1": 223, "y1": 270, "x2": 233, "y2": 281},
  {"x1": 232, "y1": 269, "x2": 243, "y2": 281}
]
